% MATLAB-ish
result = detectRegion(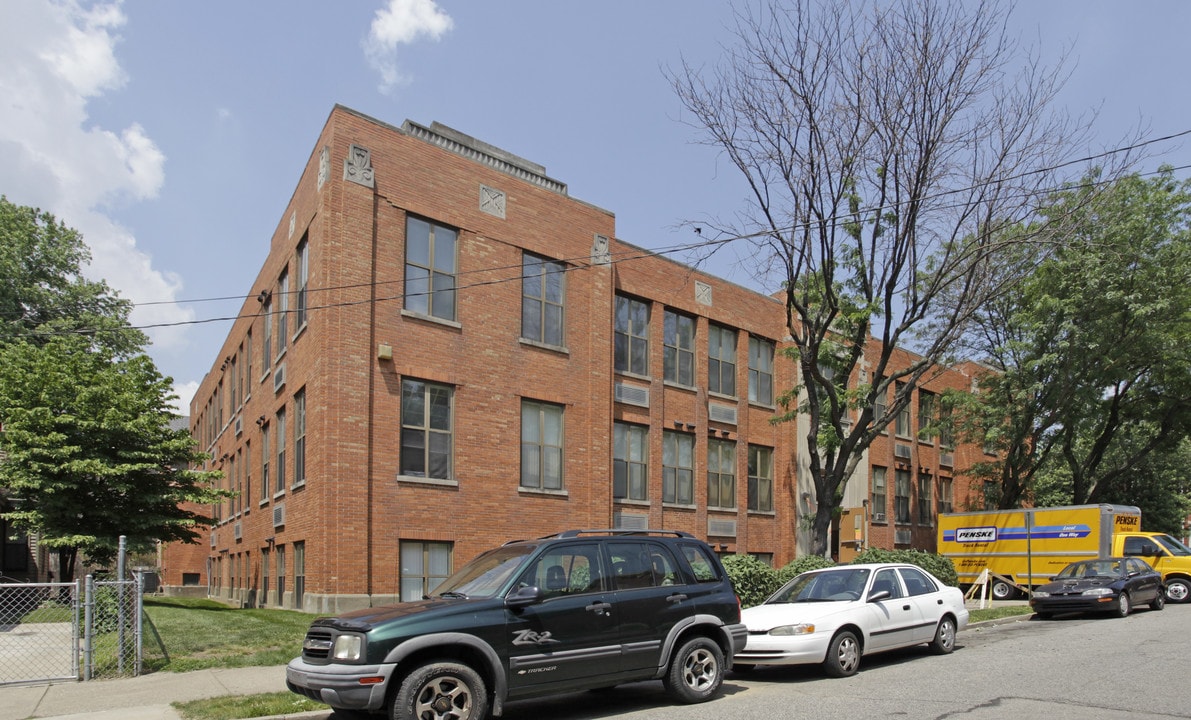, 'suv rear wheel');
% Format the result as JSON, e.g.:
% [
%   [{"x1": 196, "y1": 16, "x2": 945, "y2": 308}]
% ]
[
  {"x1": 663, "y1": 637, "x2": 724, "y2": 704},
  {"x1": 391, "y1": 661, "x2": 488, "y2": 720}
]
